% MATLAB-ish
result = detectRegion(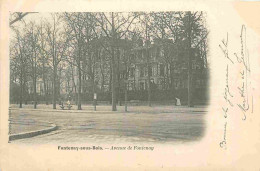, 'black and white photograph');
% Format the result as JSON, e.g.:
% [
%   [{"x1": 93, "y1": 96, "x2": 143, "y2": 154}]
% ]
[
  {"x1": 1, "y1": 0, "x2": 260, "y2": 170},
  {"x1": 8, "y1": 12, "x2": 209, "y2": 144}
]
